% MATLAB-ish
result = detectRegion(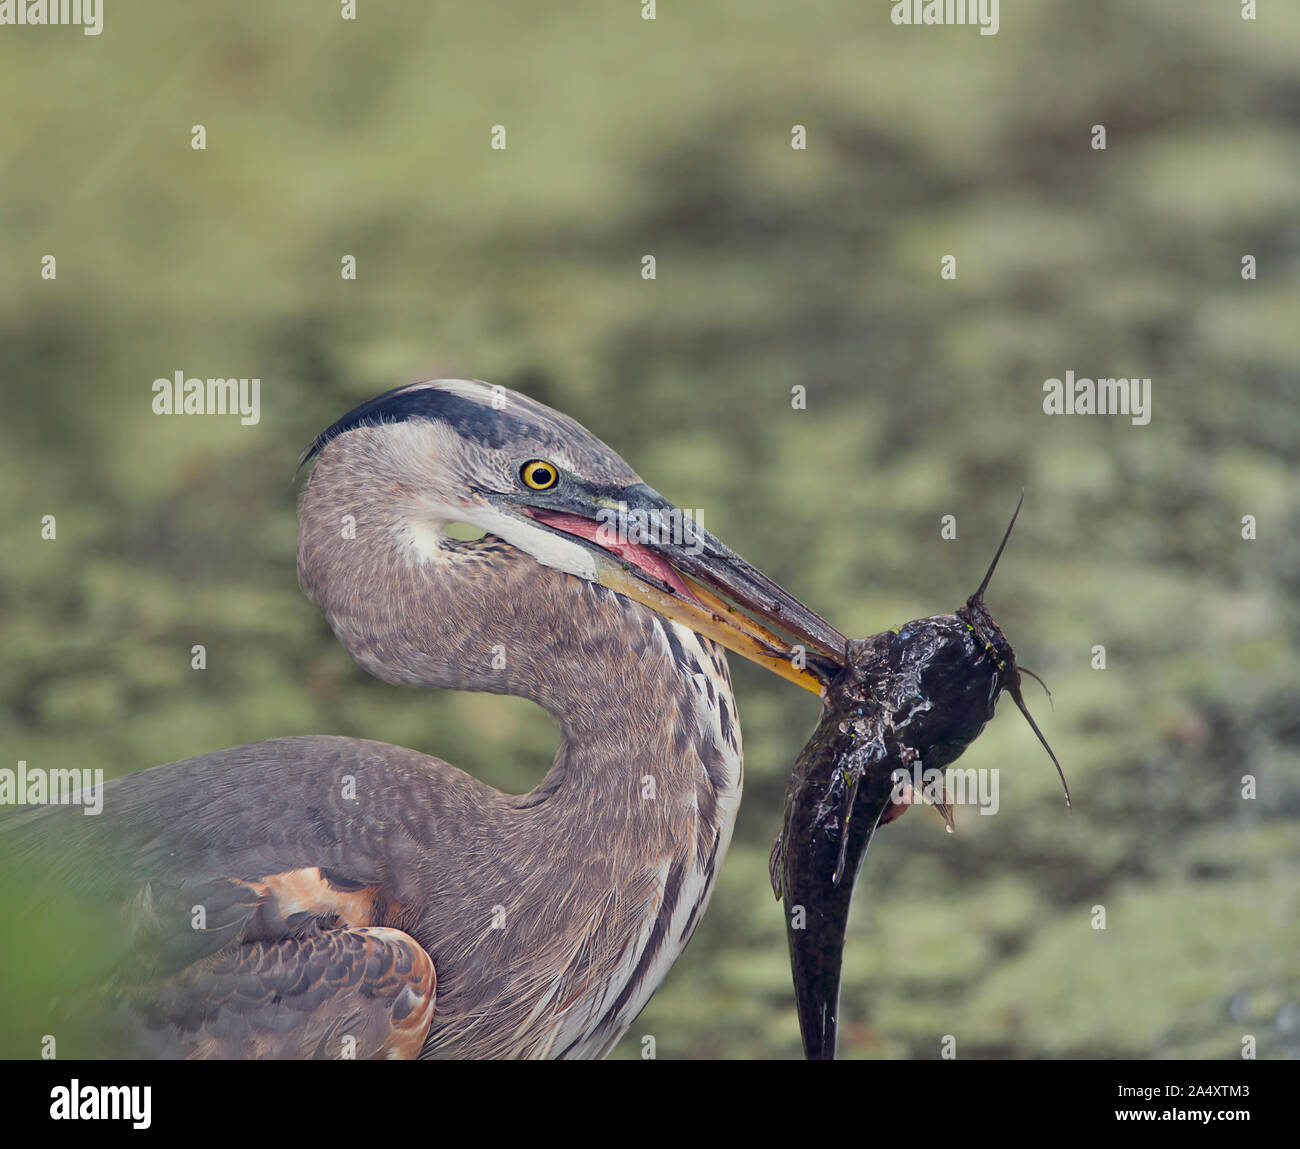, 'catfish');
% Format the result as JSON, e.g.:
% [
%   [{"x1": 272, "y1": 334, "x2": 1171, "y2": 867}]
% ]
[{"x1": 770, "y1": 497, "x2": 1068, "y2": 1060}]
